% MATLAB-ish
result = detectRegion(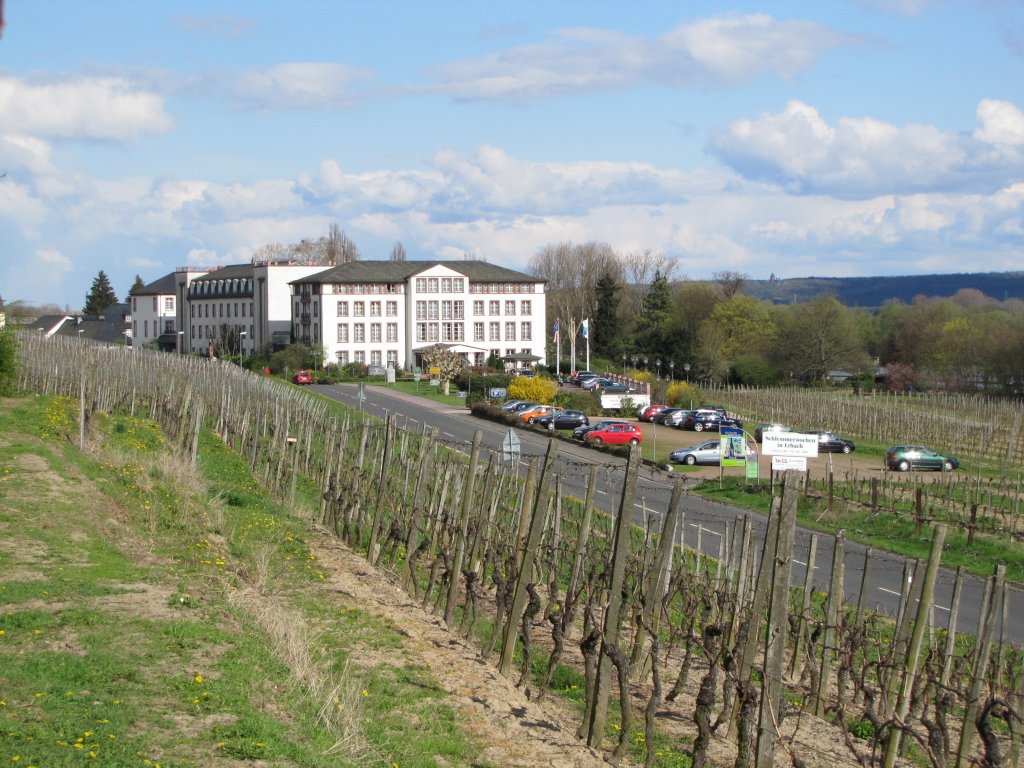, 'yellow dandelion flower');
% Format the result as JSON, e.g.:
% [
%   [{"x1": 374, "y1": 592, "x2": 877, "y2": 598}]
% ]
[
  {"x1": 194, "y1": 674, "x2": 204, "y2": 684},
  {"x1": 361, "y1": 689, "x2": 369, "y2": 697}
]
